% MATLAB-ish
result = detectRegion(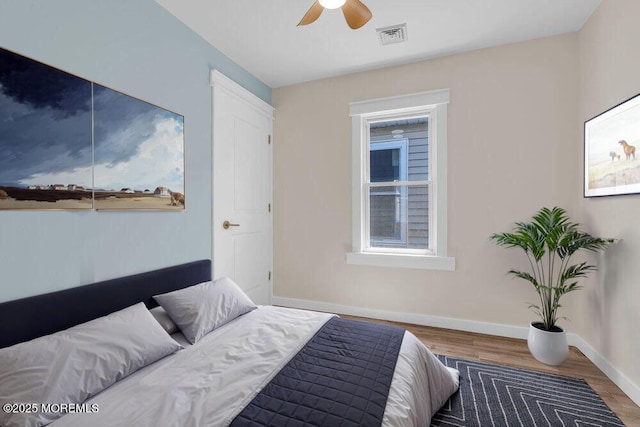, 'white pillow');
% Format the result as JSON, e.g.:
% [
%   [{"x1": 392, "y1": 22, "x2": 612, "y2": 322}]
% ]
[
  {"x1": 0, "y1": 302, "x2": 182, "y2": 427},
  {"x1": 149, "y1": 305, "x2": 179, "y2": 334},
  {"x1": 154, "y1": 277, "x2": 257, "y2": 344}
]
